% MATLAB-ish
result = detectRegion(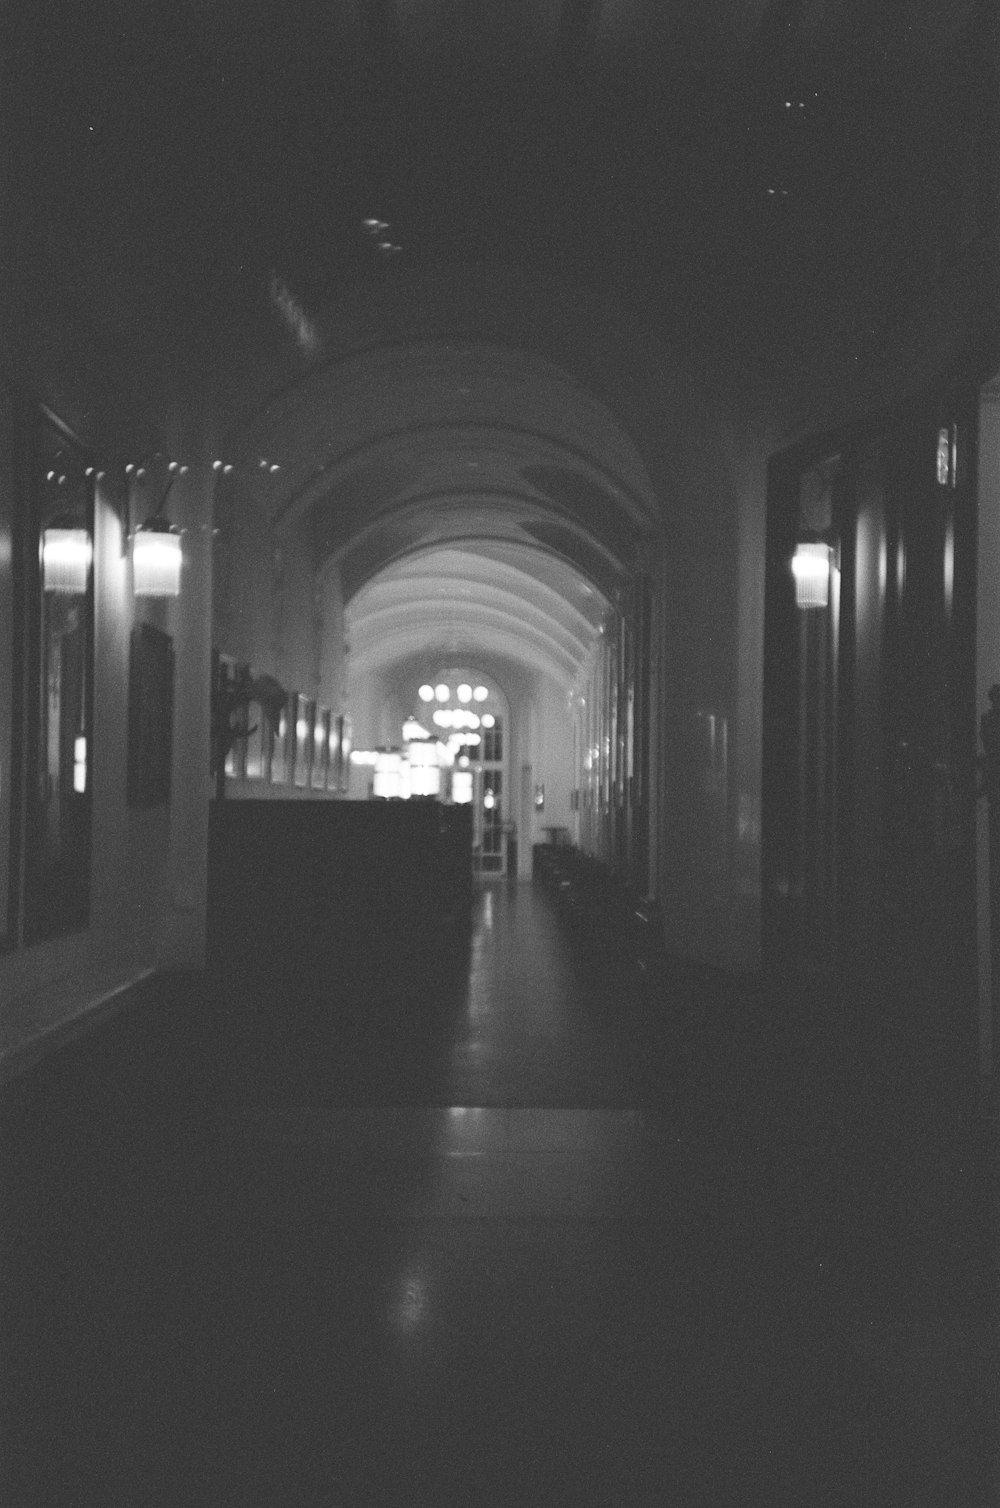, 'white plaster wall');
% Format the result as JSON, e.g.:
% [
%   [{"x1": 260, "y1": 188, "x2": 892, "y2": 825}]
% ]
[
  {"x1": 529, "y1": 675, "x2": 575, "y2": 842},
  {"x1": 654, "y1": 540, "x2": 746, "y2": 971}
]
